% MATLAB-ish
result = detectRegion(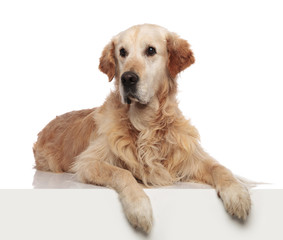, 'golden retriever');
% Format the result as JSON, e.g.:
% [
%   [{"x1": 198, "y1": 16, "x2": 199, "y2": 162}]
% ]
[{"x1": 33, "y1": 24, "x2": 251, "y2": 233}]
